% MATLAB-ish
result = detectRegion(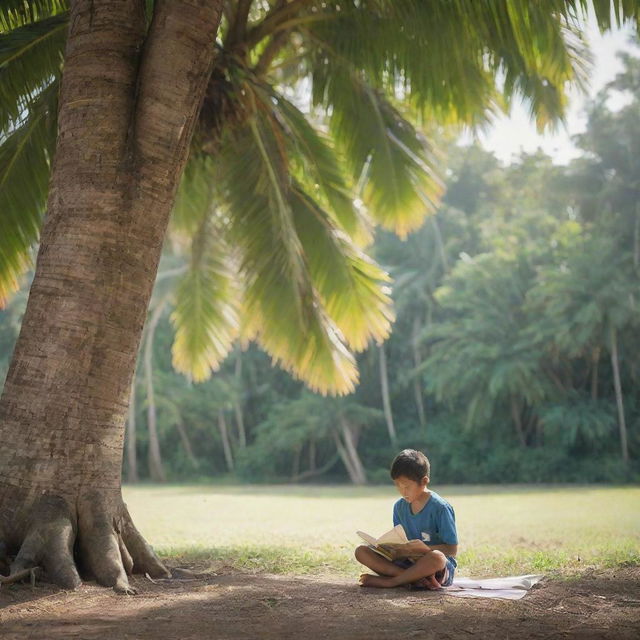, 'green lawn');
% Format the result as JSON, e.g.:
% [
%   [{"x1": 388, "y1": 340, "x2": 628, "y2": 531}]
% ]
[{"x1": 123, "y1": 484, "x2": 640, "y2": 578}]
